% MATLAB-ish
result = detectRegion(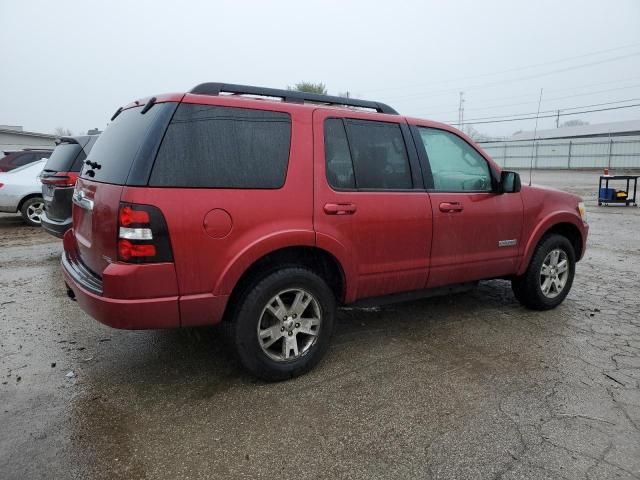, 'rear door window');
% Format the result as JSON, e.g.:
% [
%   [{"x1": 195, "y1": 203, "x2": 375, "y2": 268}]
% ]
[
  {"x1": 149, "y1": 104, "x2": 291, "y2": 189},
  {"x1": 324, "y1": 119, "x2": 355, "y2": 189},
  {"x1": 324, "y1": 118, "x2": 412, "y2": 190}
]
